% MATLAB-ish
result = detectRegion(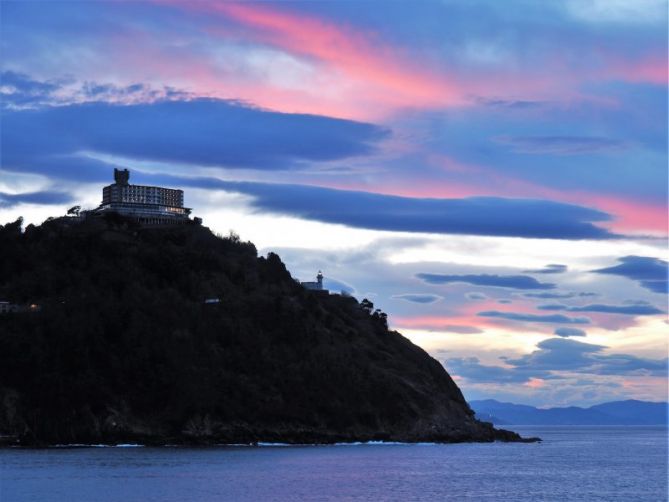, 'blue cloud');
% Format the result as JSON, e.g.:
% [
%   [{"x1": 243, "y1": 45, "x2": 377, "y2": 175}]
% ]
[
  {"x1": 417, "y1": 273, "x2": 556, "y2": 289},
  {"x1": 7, "y1": 160, "x2": 614, "y2": 239},
  {"x1": 391, "y1": 293, "x2": 442, "y2": 304},
  {"x1": 0, "y1": 82, "x2": 634, "y2": 241},
  {"x1": 0, "y1": 71, "x2": 62, "y2": 108},
  {"x1": 505, "y1": 338, "x2": 667, "y2": 376},
  {"x1": 0, "y1": 190, "x2": 73, "y2": 208},
  {"x1": 465, "y1": 292, "x2": 488, "y2": 301},
  {"x1": 538, "y1": 303, "x2": 664, "y2": 316},
  {"x1": 494, "y1": 135, "x2": 627, "y2": 155},
  {"x1": 505, "y1": 338, "x2": 608, "y2": 371},
  {"x1": 589, "y1": 353, "x2": 668, "y2": 376},
  {"x1": 478, "y1": 311, "x2": 590, "y2": 324},
  {"x1": 536, "y1": 304, "x2": 568, "y2": 311},
  {"x1": 217, "y1": 182, "x2": 617, "y2": 239},
  {"x1": 593, "y1": 256, "x2": 668, "y2": 294},
  {"x1": 523, "y1": 264, "x2": 567, "y2": 274},
  {"x1": 474, "y1": 98, "x2": 547, "y2": 110},
  {"x1": 445, "y1": 357, "x2": 549, "y2": 383},
  {"x1": 448, "y1": 338, "x2": 667, "y2": 383},
  {"x1": 127, "y1": 176, "x2": 617, "y2": 240},
  {"x1": 554, "y1": 327, "x2": 587, "y2": 338},
  {"x1": 523, "y1": 291, "x2": 598, "y2": 299},
  {"x1": 413, "y1": 83, "x2": 667, "y2": 204},
  {"x1": 0, "y1": 71, "x2": 185, "y2": 110},
  {"x1": 1, "y1": 98, "x2": 389, "y2": 172}
]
